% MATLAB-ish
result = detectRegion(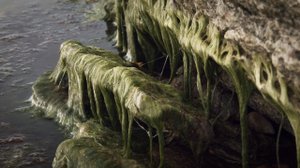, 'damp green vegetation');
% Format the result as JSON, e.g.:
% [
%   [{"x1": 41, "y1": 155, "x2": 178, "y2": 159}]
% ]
[
  {"x1": 245, "y1": 55, "x2": 300, "y2": 167},
  {"x1": 30, "y1": 0, "x2": 300, "y2": 167},
  {"x1": 32, "y1": 41, "x2": 212, "y2": 167},
  {"x1": 53, "y1": 120, "x2": 146, "y2": 168},
  {"x1": 112, "y1": 0, "x2": 300, "y2": 168},
  {"x1": 32, "y1": 72, "x2": 146, "y2": 168}
]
